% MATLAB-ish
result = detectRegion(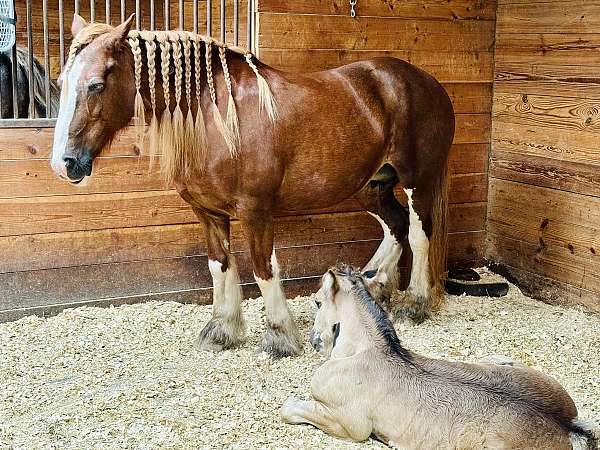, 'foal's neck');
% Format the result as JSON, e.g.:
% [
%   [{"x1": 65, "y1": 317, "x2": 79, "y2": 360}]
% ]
[{"x1": 331, "y1": 297, "x2": 378, "y2": 359}]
